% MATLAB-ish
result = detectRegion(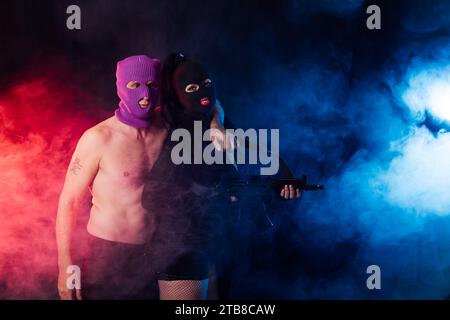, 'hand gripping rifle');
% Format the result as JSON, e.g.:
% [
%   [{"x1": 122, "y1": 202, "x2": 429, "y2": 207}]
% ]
[{"x1": 216, "y1": 174, "x2": 324, "y2": 198}]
